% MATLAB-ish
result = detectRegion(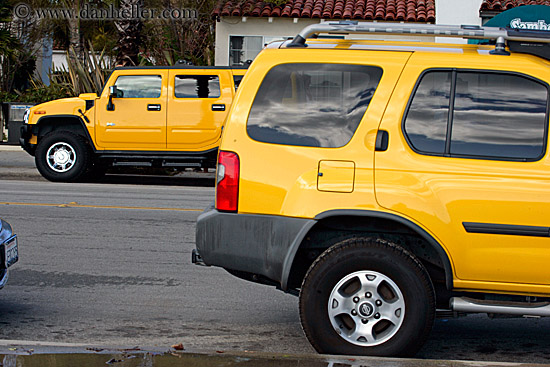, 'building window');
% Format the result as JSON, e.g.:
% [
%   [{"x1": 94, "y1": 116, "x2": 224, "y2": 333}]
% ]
[
  {"x1": 229, "y1": 36, "x2": 286, "y2": 66},
  {"x1": 229, "y1": 36, "x2": 263, "y2": 66}
]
